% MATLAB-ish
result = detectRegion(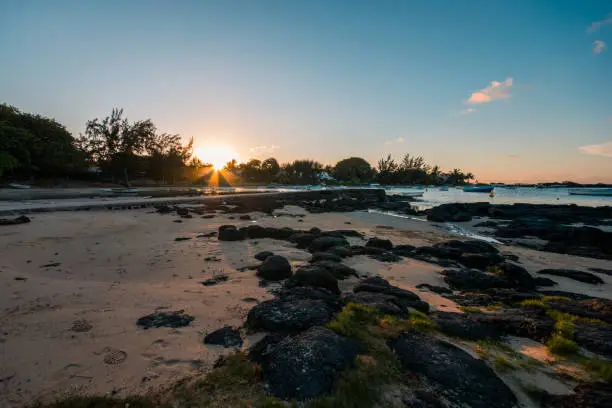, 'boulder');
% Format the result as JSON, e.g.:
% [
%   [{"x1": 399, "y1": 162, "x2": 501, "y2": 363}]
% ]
[
  {"x1": 350, "y1": 276, "x2": 429, "y2": 314},
  {"x1": 433, "y1": 312, "x2": 502, "y2": 340},
  {"x1": 308, "y1": 236, "x2": 349, "y2": 252},
  {"x1": 392, "y1": 244, "x2": 417, "y2": 257},
  {"x1": 0, "y1": 215, "x2": 31, "y2": 226},
  {"x1": 176, "y1": 208, "x2": 189, "y2": 216},
  {"x1": 434, "y1": 239, "x2": 499, "y2": 255},
  {"x1": 313, "y1": 260, "x2": 358, "y2": 279},
  {"x1": 239, "y1": 214, "x2": 252, "y2": 220},
  {"x1": 458, "y1": 253, "x2": 504, "y2": 270},
  {"x1": 537, "y1": 269, "x2": 604, "y2": 284},
  {"x1": 534, "y1": 277, "x2": 557, "y2": 287},
  {"x1": 136, "y1": 310, "x2": 195, "y2": 329},
  {"x1": 366, "y1": 237, "x2": 393, "y2": 250},
  {"x1": 573, "y1": 321, "x2": 612, "y2": 357},
  {"x1": 443, "y1": 269, "x2": 512, "y2": 291},
  {"x1": 257, "y1": 255, "x2": 292, "y2": 281},
  {"x1": 252, "y1": 326, "x2": 358, "y2": 400},
  {"x1": 415, "y1": 283, "x2": 452, "y2": 294},
  {"x1": 246, "y1": 288, "x2": 340, "y2": 332},
  {"x1": 389, "y1": 331, "x2": 517, "y2": 408},
  {"x1": 309, "y1": 252, "x2": 343, "y2": 263},
  {"x1": 254, "y1": 251, "x2": 274, "y2": 261},
  {"x1": 218, "y1": 225, "x2": 246, "y2": 241},
  {"x1": 285, "y1": 267, "x2": 340, "y2": 294},
  {"x1": 241, "y1": 225, "x2": 268, "y2": 239},
  {"x1": 289, "y1": 232, "x2": 318, "y2": 248},
  {"x1": 345, "y1": 291, "x2": 410, "y2": 317},
  {"x1": 495, "y1": 262, "x2": 536, "y2": 290},
  {"x1": 204, "y1": 326, "x2": 243, "y2": 348}
]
